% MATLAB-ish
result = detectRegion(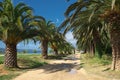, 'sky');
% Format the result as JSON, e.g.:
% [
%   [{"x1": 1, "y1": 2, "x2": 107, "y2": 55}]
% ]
[
  {"x1": 14, "y1": 0, "x2": 77, "y2": 26},
  {"x1": 0, "y1": 0, "x2": 77, "y2": 49}
]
